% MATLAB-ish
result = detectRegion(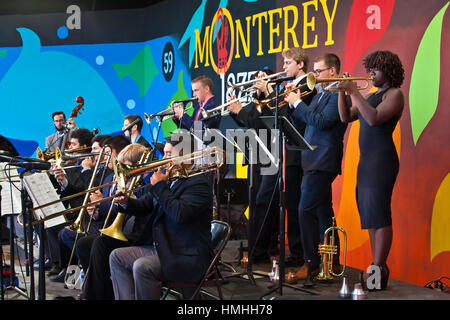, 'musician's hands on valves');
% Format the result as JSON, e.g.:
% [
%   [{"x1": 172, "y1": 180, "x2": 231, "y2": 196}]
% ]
[
  {"x1": 253, "y1": 71, "x2": 273, "y2": 97},
  {"x1": 284, "y1": 82, "x2": 302, "y2": 106},
  {"x1": 226, "y1": 93, "x2": 243, "y2": 115},
  {"x1": 173, "y1": 102, "x2": 184, "y2": 120}
]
